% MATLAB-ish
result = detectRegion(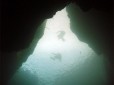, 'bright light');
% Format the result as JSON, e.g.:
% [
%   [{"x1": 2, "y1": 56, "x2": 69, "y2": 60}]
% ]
[{"x1": 11, "y1": 7, "x2": 107, "y2": 85}]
